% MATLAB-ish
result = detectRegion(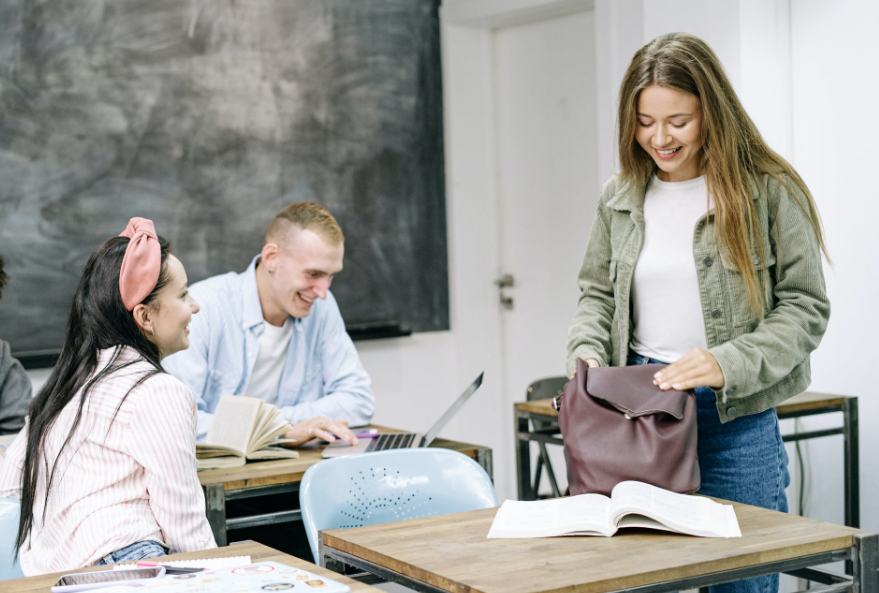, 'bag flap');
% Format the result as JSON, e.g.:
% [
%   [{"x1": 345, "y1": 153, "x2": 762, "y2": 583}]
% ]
[{"x1": 584, "y1": 364, "x2": 689, "y2": 419}]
